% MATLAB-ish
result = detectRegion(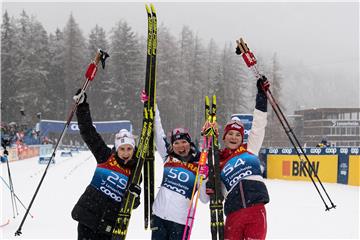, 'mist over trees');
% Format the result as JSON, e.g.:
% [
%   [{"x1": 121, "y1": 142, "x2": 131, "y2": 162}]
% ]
[{"x1": 1, "y1": 11, "x2": 285, "y2": 140}]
